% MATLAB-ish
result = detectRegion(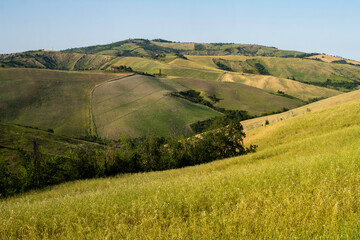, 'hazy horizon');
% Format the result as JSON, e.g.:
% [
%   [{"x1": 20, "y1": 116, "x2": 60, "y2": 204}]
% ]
[{"x1": 1, "y1": 0, "x2": 359, "y2": 61}]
